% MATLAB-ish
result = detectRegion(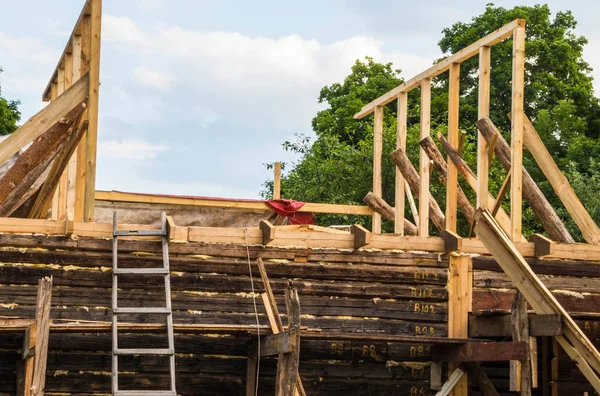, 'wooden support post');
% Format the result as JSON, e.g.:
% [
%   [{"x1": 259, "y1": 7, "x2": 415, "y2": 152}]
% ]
[
  {"x1": 420, "y1": 136, "x2": 474, "y2": 223},
  {"x1": 372, "y1": 105, "x2": 383, "y2": 234},
  {"x1": 491, "y1": 171, "x2": 511, "y2": 217},
  {"x1": 395, "y1": 92, "x2": 408, "y2": 234},
  {"x1": 448, "y1": 255, "x2": 471, "y2": 396},
  {"x1": 75, "y1": 15, "x2": 91, "y2": 222},
  {"x1": 28, "y1": 276, "x2": 52, "y2": 396},
  {"x1": 275, "y1": 285, "x2": 301, "y2": 396},
  {"x1": 475, "y1": 118, "x2": 575, "y2": 244},
  {"x1": 529, "y1": 234, "x2": 554, "y2": 257},
  {"x1": 17, "y1": 323, "x2": 36, "y2": 396},
  {"x1": 551, "y1": 338, "x2": 558, "y2": 396},
  {"x1": 478, "y1": 46, "x2": 491, "y2": 210},
  {"x1": 390, "y1": 148, "x2": 445, "y2": 232},
  {"x1": 53, "y1": 67, "x2": 67, "y2": 221},
  {"x1": 419, "y1": 79, "x2": 431, "y2": 236},
  {"x1": 442, "y1": 230, "x2": 462, "y2": 253},
  {"x1": 259, "y1": 220, "x2": 276, "y2": 245},
  {"x1": 510, "y1": 291, "x2": 532, "y2": 395},
  {"x1": 351, "y1": 224, "x2": 371, "y2": 249},
  {"x1": 363, "y1": 192, "x2": 417, "y2": 235},
  {"x1": 530, "y1": 336, "x2": 538, "y2": 388},
  {"x1": 520, "y1": 114, "x2": 600, "y2": 245},
  {"x1": 510, "y1": 24, "x2": 526, "y2": 241},
  {"x1": 405, "y1": 181, "x2": 419, "y2": 228},
  {"x1": 245, "y1": 348, "x2": 258, "y2": 396},
  {"x1": 467, "y1": 363, "x2": 500, "y2": 396},
  {"x1": 67, "y1": 34, "x2": 82, "y2": 222},
  {"x1": 431, "y1": 362, "x2": 442, "y2": 391},
  {"x1": 83, "y1": 0, "x2": 102, "y2": 222},
  {"x1": 541, "y1": 337, "x2": 550, "y2": 396},
  {"x1": 446, "y1": 64, "x2": 460, "y2": 233},
  {"x1": 273, "y1": 162, "x2": 281, "y2": 200},
  {"x1": 436, "y1": 133, "x2": 513, "y2": 236}
]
